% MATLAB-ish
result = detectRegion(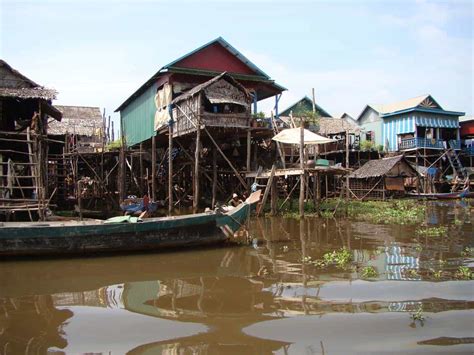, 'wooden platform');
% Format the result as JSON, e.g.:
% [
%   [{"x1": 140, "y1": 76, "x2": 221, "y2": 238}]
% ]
[{"x1": 245, "y1": 166, "x2": 350, "y2": 179}]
